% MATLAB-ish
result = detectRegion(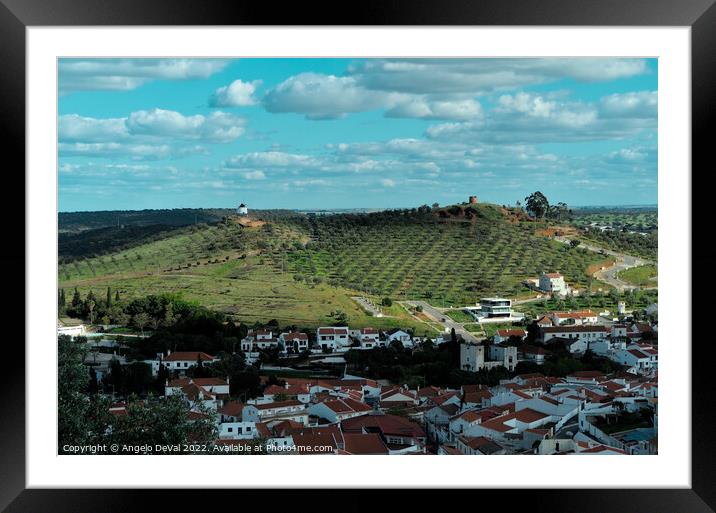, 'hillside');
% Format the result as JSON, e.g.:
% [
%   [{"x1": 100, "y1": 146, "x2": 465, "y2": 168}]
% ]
[
  {"x1": 280, "y1": 203, "x2": 605, "y2": 304},
  {"x1": 59, "y1": 203, "x2": 611, "y2": 326}
]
